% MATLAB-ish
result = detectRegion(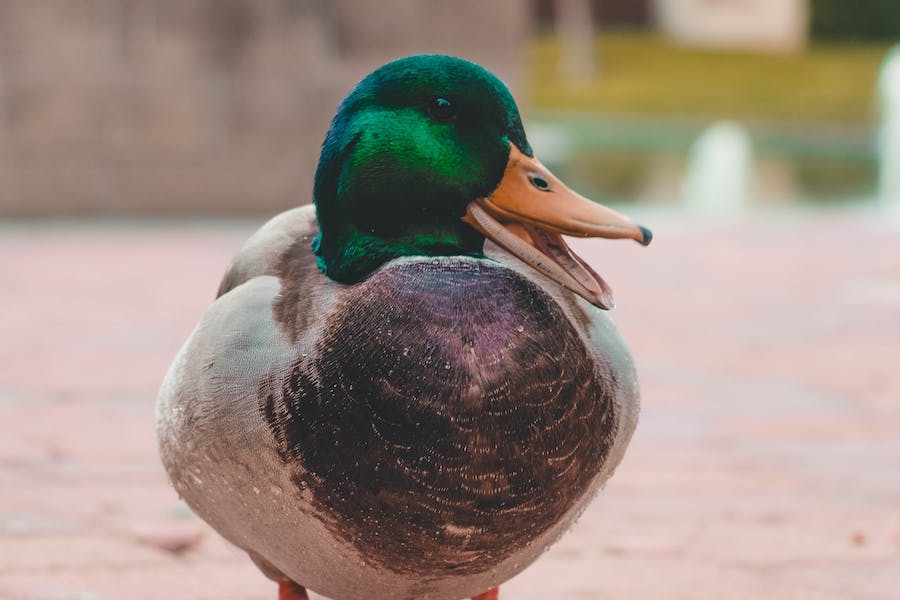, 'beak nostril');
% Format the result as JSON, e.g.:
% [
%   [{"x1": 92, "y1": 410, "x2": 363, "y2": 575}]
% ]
[{"x1": 527, "y1": 173, "x2": 551, "y2": 192}]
